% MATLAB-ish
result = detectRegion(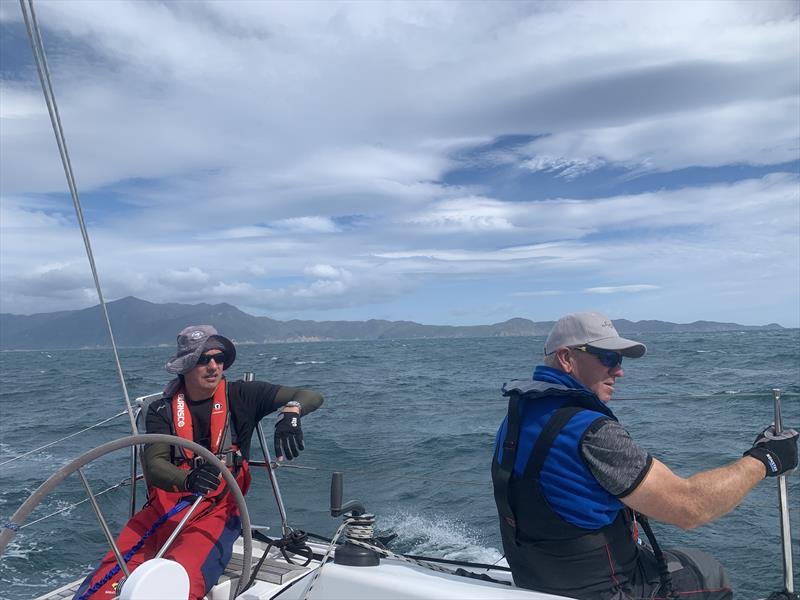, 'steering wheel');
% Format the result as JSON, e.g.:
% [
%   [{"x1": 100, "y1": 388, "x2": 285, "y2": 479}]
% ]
[{"x1": 0, "y1": 434, "x2": 252, "y2": 597}]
